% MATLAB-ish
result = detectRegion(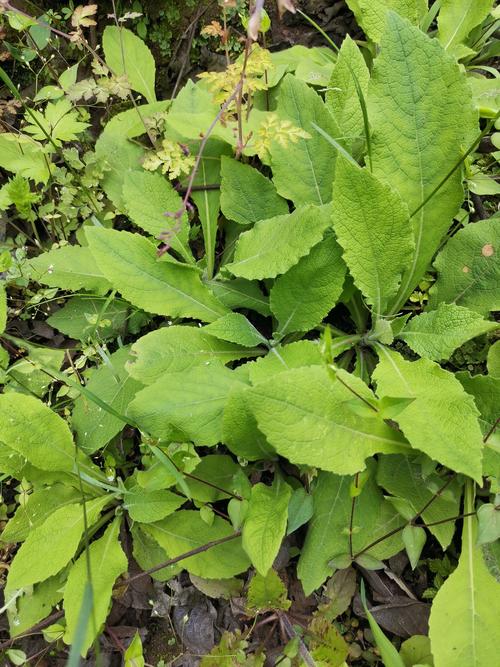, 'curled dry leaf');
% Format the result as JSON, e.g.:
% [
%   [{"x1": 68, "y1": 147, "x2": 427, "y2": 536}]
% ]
[{"x1": 71, "y1": 4, "x2": 98, "y2": 29}]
